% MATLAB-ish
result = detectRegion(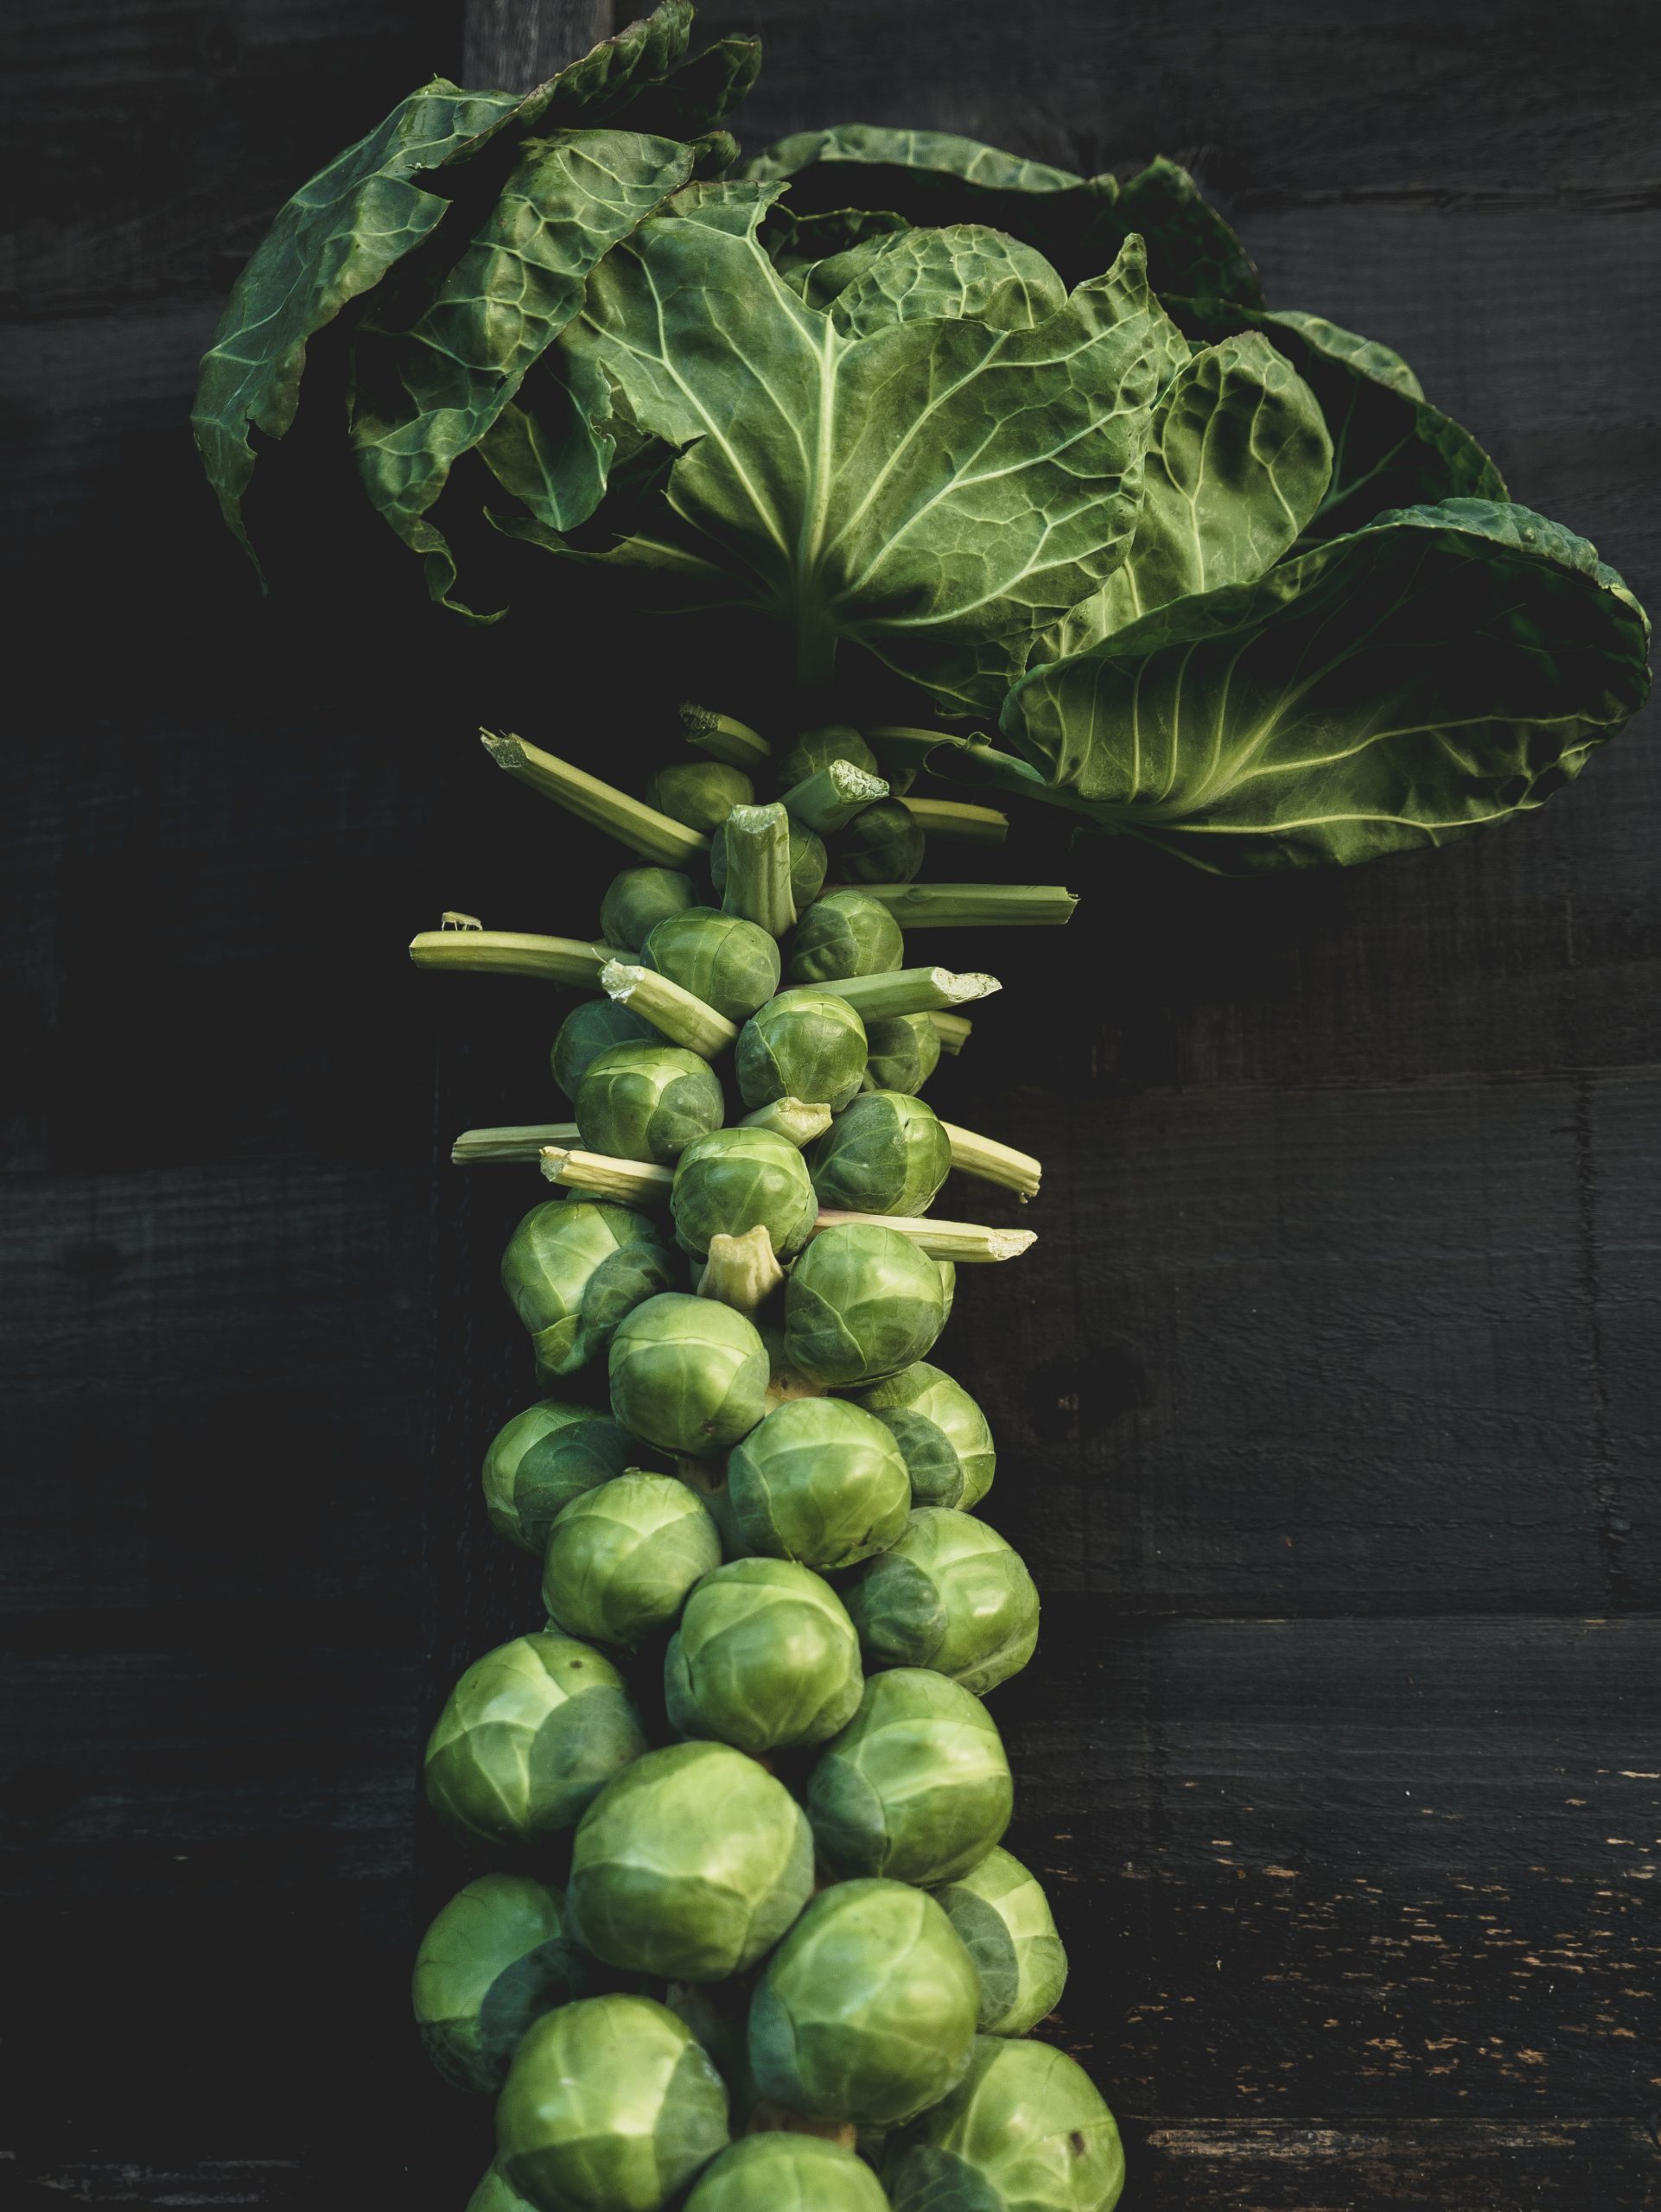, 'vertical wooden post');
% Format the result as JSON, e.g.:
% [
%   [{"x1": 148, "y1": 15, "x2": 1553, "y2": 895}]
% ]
[{"x1": 464, "y1": 0, "x2": 614, "y2": 88}]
